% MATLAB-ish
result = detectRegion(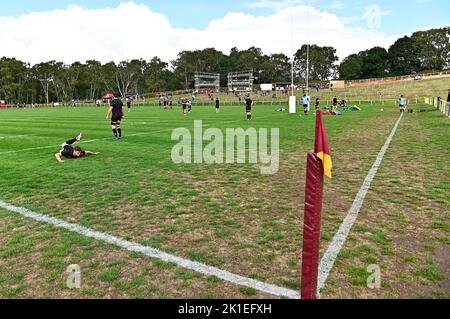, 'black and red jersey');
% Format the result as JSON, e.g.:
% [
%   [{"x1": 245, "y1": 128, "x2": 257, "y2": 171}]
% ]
[{"x1": 61, "y1": 145, "x2": 86, "y2": 158}]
